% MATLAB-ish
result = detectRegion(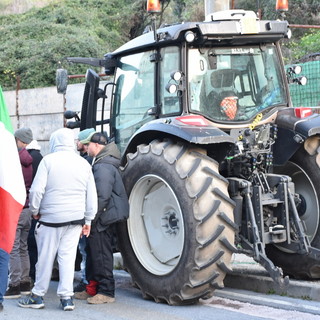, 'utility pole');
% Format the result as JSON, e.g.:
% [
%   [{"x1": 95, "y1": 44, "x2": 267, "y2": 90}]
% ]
[{"x1": 204, "y1": 0, "x2": 230, "y2": 17}]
